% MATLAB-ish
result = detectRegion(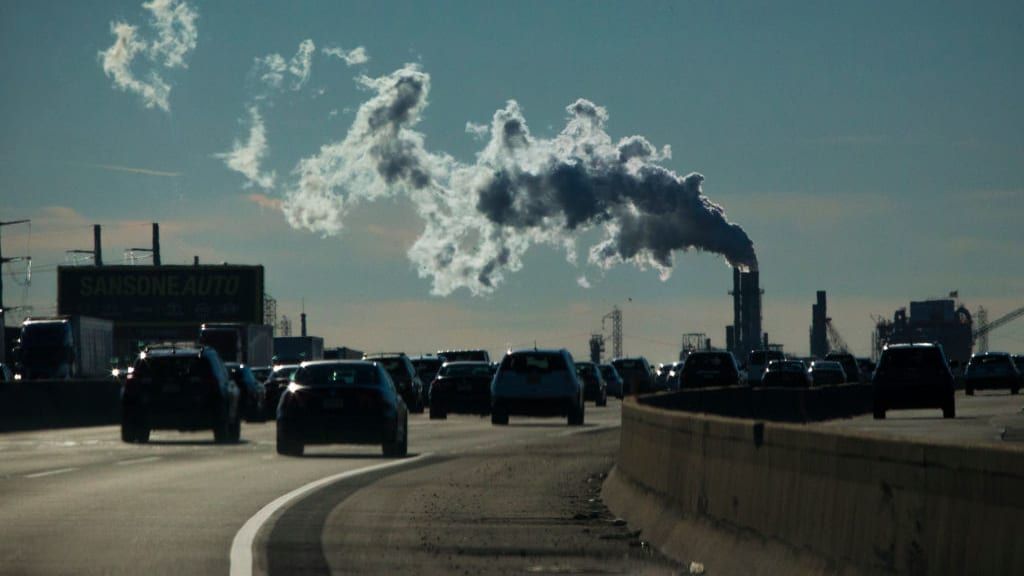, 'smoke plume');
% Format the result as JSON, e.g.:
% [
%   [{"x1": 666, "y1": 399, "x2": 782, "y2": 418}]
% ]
[
  {"x1": 281, "y1": 63, "x2": 757, "y2": 295},
  {"x1": 99, "y1": 0, "x2": 197, "y2": 111}
]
